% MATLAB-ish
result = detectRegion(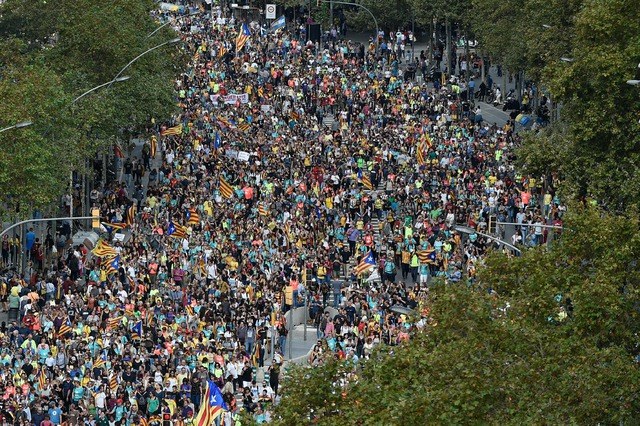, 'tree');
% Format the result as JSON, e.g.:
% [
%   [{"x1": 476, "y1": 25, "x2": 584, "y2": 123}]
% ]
[
  {"x1": 270, "y1": 208, "x2": 640, "y2": 425},
  {"x1": 0, "y1": 0, "x2": 186, "y2": 207},
  {"x1": 0, "y1": 58, "x2": 79, "y2": 207}
]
